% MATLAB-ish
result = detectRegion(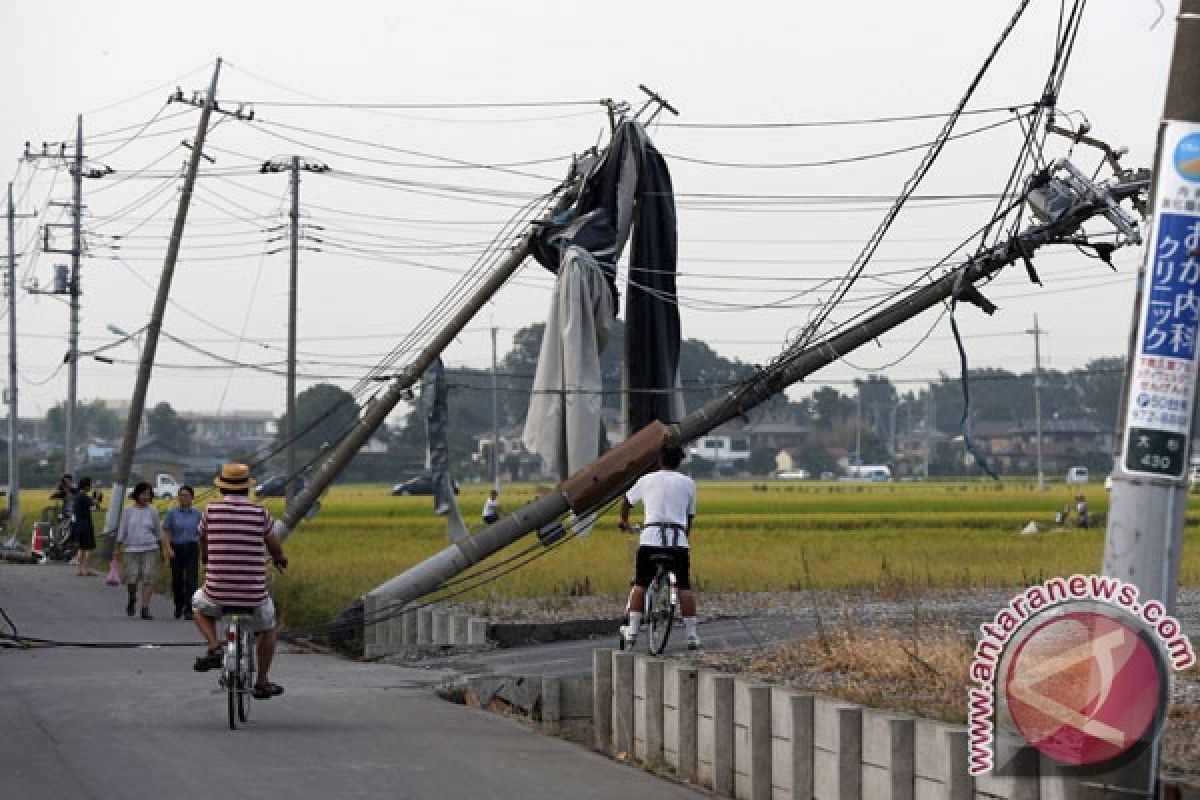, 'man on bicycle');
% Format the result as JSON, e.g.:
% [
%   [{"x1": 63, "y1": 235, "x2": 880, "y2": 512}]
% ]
[
  {"x1": 191, "y1": 463, "x2": 289, "y2": 700},
  {"x1": 617, "y1": 445, "x2": 700, "y2": 650}
]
